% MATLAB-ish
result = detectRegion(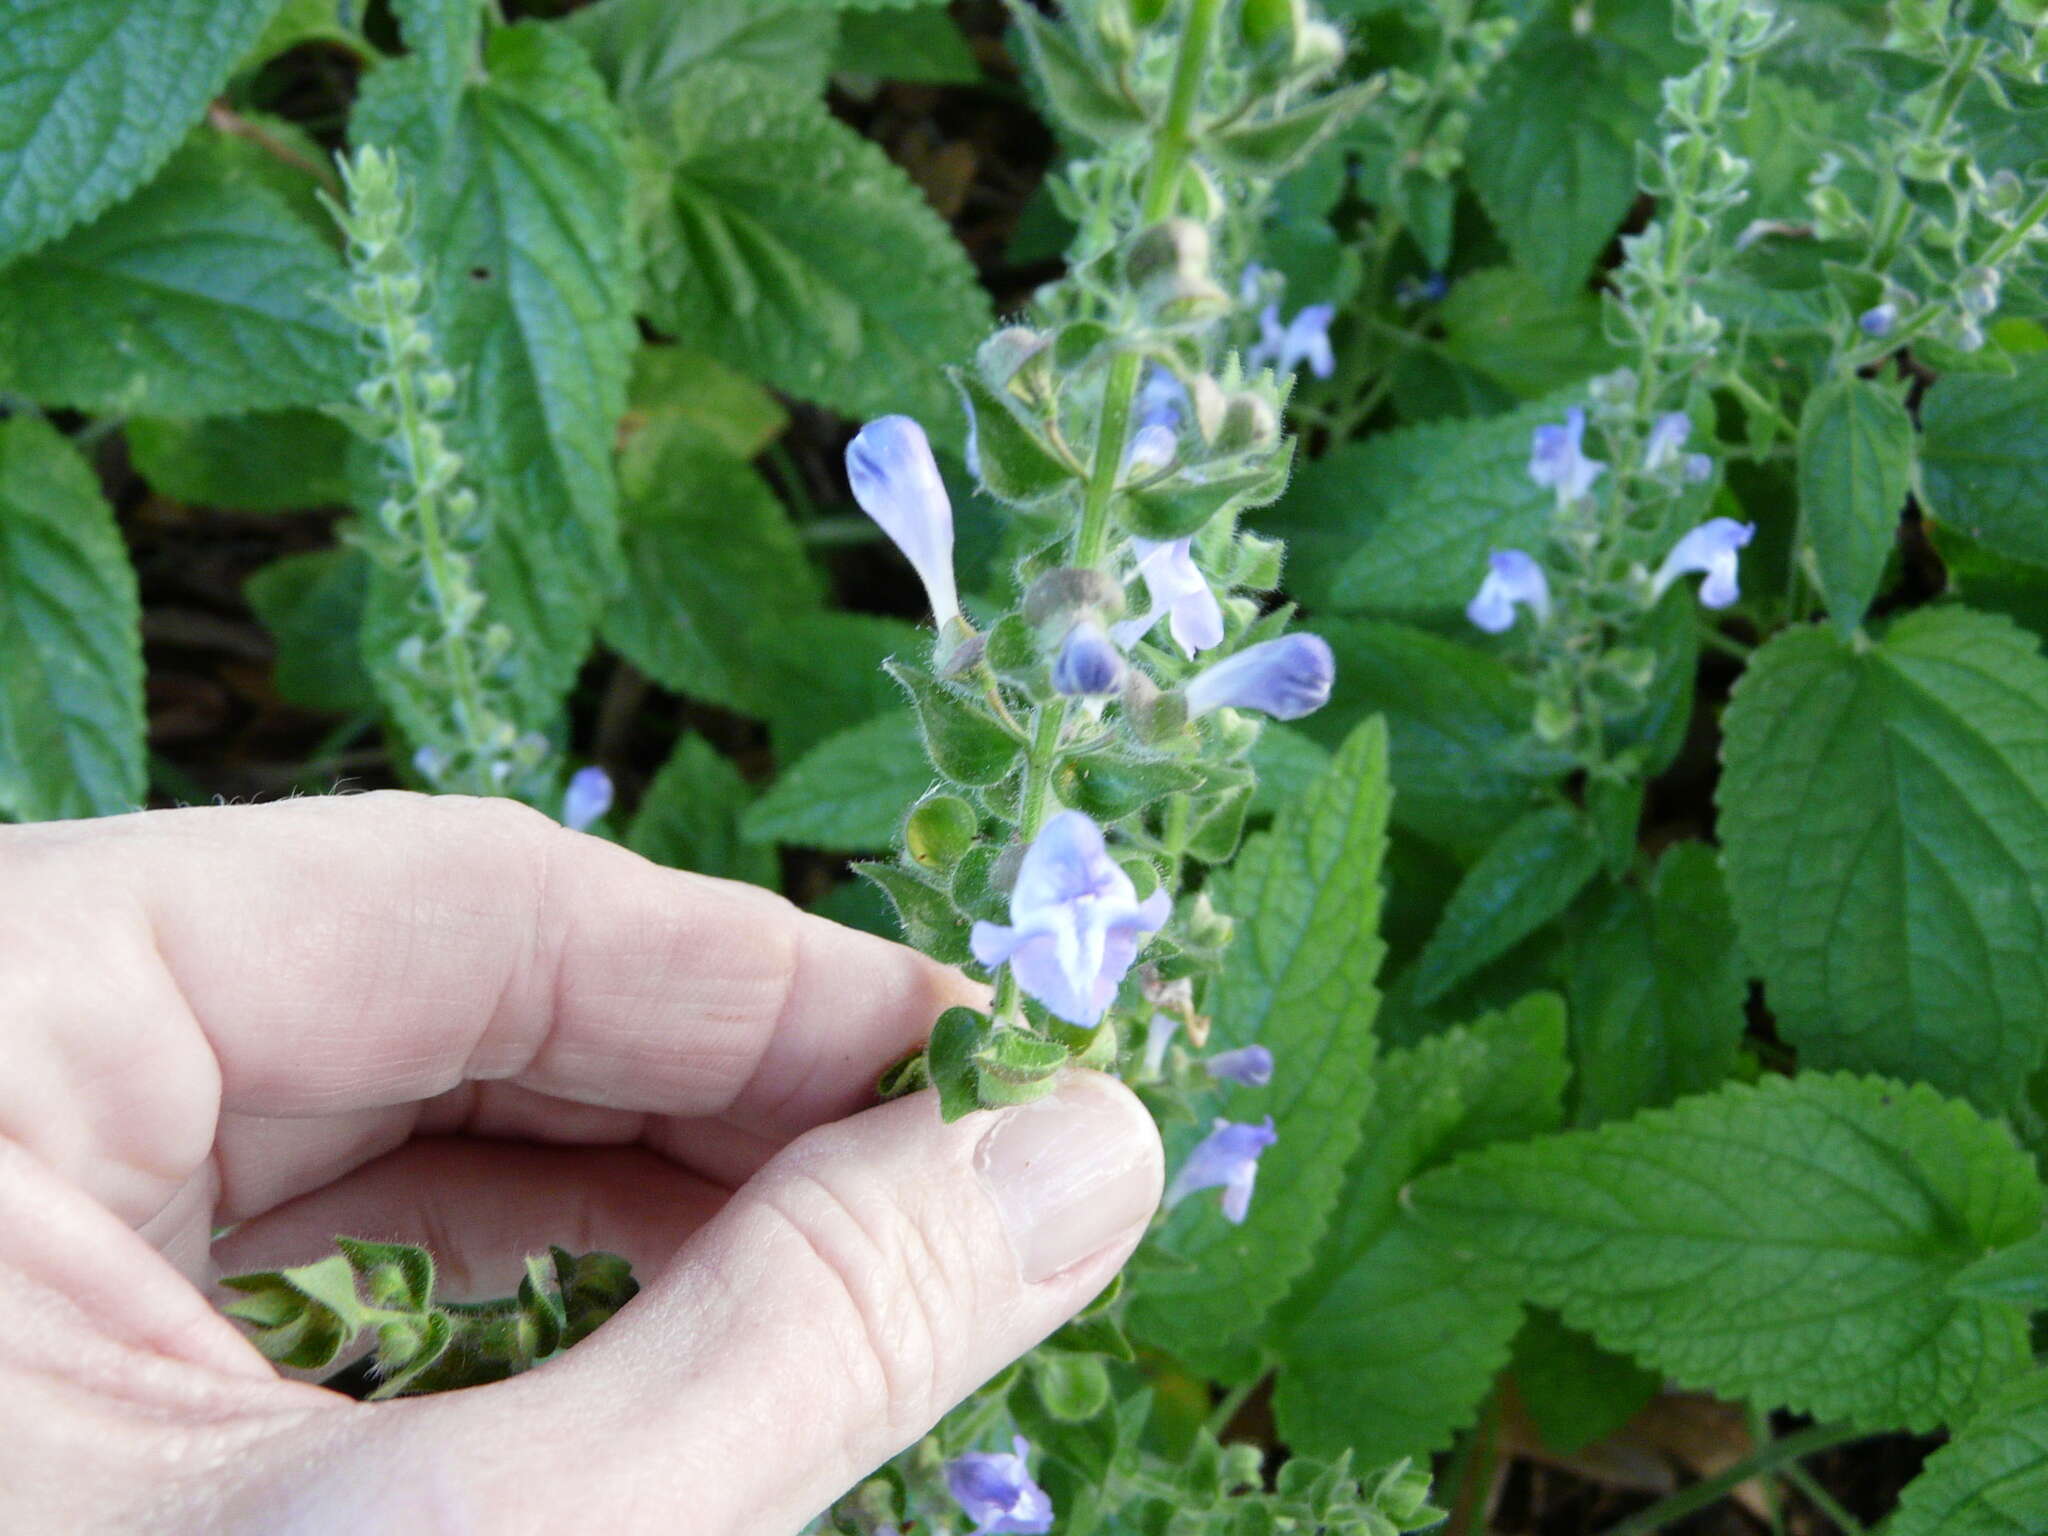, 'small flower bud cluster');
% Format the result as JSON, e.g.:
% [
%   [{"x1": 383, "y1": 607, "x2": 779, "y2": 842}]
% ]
[{"x1": 329, "y1": 146, "x2": 552, "y2": 803}]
